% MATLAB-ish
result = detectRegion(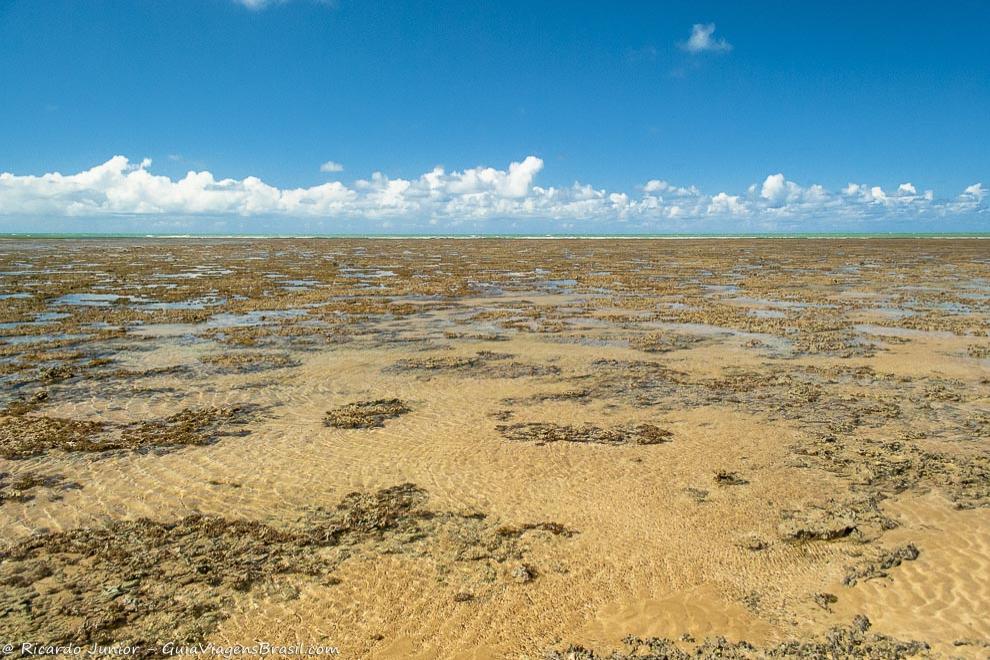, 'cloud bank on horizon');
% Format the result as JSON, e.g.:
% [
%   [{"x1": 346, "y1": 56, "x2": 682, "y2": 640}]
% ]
[{"x1": 0, "y1": 156, "x2": 985, "y2": 233}]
